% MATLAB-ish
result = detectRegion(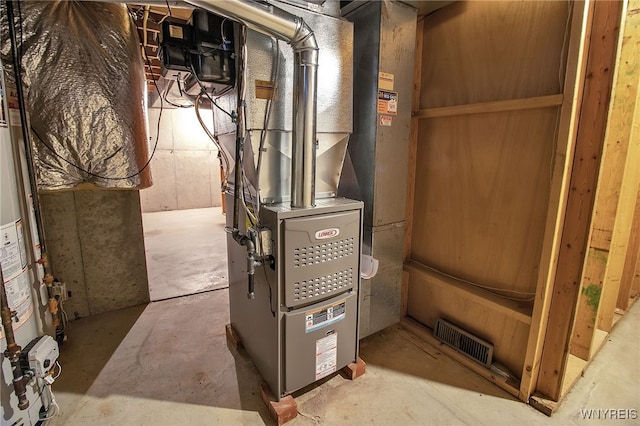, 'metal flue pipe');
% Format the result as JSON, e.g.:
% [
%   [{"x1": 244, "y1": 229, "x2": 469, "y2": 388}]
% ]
[{"x1": 186, "y1": 0, "x2": 318, "y2": 208}]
